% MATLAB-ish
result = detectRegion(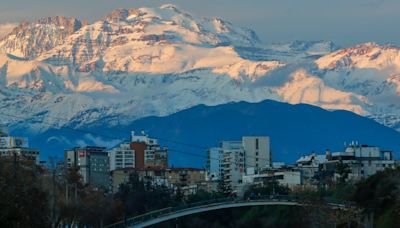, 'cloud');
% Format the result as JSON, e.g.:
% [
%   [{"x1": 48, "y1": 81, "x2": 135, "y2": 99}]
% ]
[
  {"x1": 46, "y1": 135, "x2": 72, "y2": 145},
  {"x1": 0, "y1": 23, "x2": 17, "y2": 39},
  {"x1": 75, "y1": 133, "x2": 122, "y2": 148}
]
